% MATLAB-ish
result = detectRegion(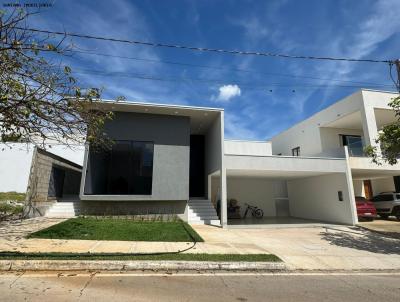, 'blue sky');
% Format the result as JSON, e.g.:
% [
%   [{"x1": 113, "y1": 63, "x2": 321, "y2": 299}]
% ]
[{"x1": 5, "y1": 0, "x2": 400, "y2": 140}]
